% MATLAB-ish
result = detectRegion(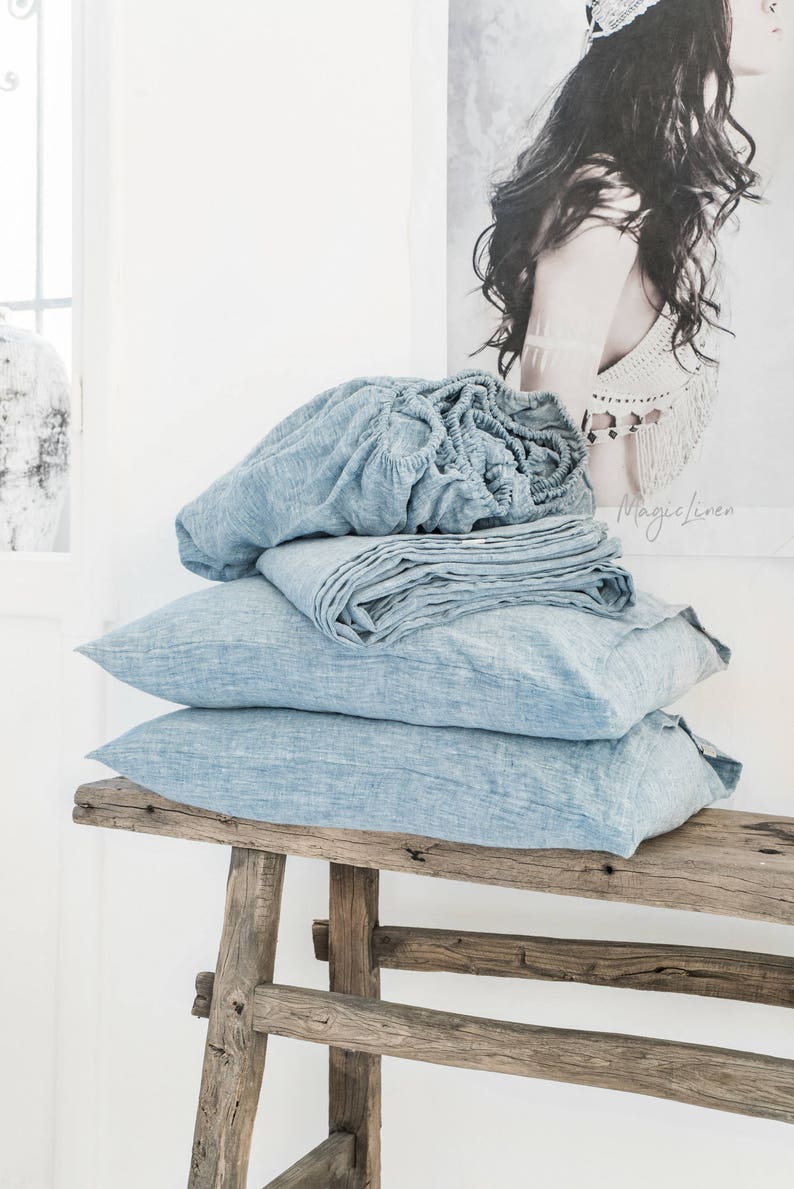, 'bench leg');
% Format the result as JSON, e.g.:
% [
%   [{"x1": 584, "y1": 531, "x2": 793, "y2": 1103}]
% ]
[
  {"x1": 189, "y1": 846, "x2": 286, "y2": 1189},
  {"x1": 328, "y1": 863, "x2": 381, "y2": 1189}
]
